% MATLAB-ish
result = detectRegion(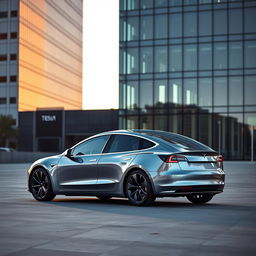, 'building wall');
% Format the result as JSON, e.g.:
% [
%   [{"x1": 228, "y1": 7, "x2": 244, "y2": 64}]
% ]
[
  {"x1": 18, "y1": 110, "x2": 119, "y2": 152},
  {"x1": 19, "y1": 0, "x2": 83, "y2": 111},
  {"x1": 0, "y1": 0, "x2": 19, "y2": 120},
  {"x1": 119, "y1": 0, "x2": 256, "y2": 160}
]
